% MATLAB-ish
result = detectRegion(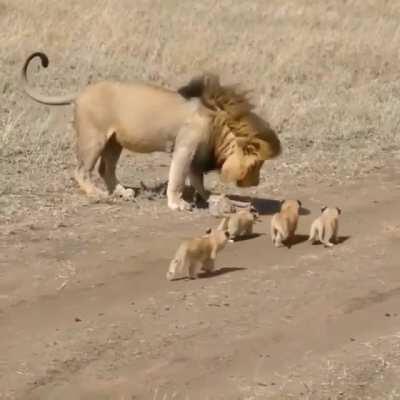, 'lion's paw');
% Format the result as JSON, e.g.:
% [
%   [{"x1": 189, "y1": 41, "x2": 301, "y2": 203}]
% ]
[
  {"x1": 168, "y1": 198, "x2": 192, "y2": 212},
  {"x1": 88, "y1": 189, "x2": 110, "y2": 203}
]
